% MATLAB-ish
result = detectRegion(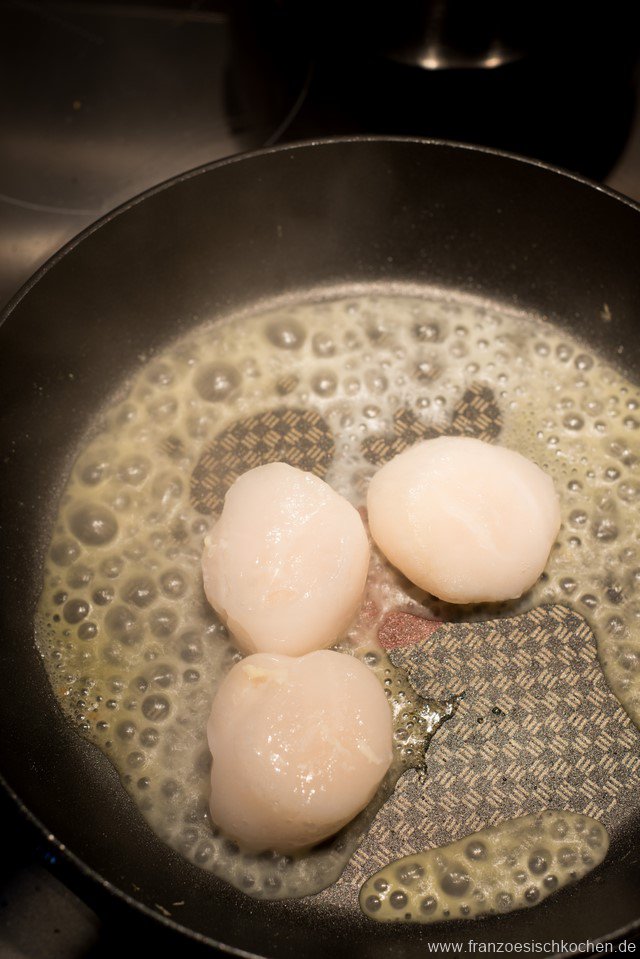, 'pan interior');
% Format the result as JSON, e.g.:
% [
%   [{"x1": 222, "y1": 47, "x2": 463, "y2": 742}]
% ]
[{"x1": 33, "y1": 288, "x2": 640, "y2": 921}]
